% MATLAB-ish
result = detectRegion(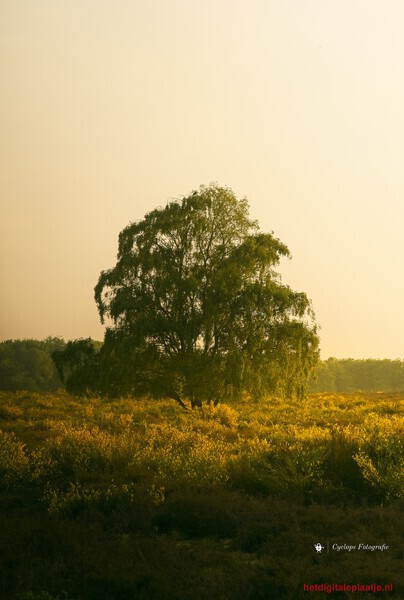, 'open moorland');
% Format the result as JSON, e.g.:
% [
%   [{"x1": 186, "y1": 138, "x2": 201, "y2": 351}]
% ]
[{"x1": 0, "y1": 391, "x2": 403, "y2": 599}]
